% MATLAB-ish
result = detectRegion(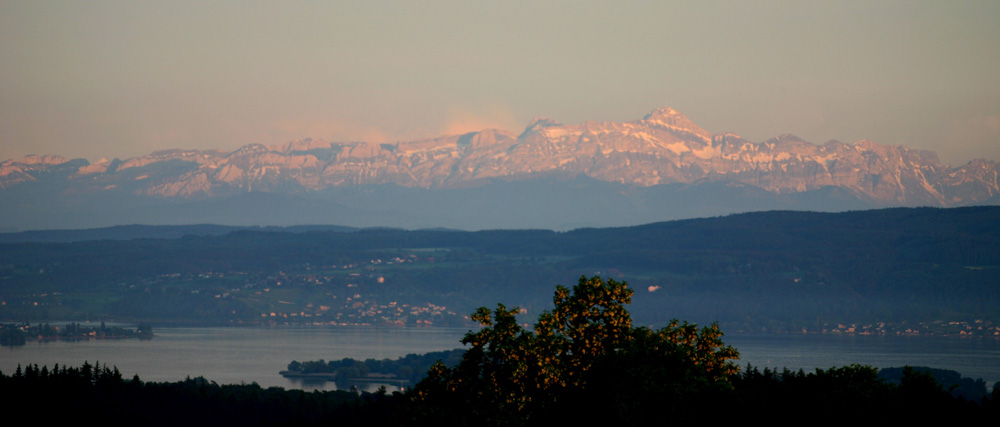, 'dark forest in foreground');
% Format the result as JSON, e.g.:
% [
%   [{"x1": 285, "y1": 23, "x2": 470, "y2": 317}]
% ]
[{"x1": 4, "y1": 360, "x2": 994, "y2": 425}]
